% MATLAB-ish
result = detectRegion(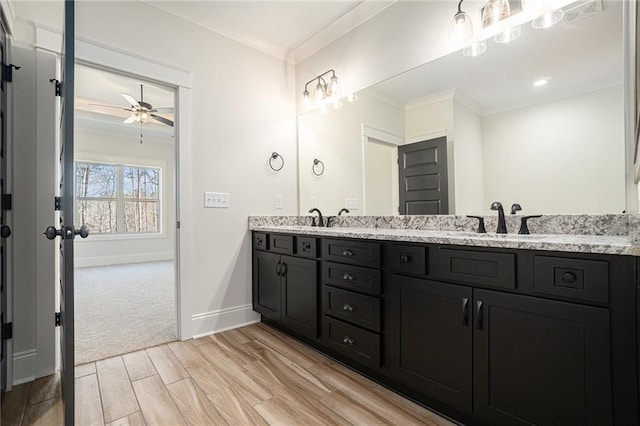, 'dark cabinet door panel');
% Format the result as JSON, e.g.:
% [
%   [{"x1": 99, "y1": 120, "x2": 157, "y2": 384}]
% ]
[
  {"x1": 253, "y1": 251, "x2": 282, "y2": 321},
  {"x1": 533, "y1": 256, "x2": 609, "y2": 304},
  {"x1": 473, "y1": 289, "x2": 612, "y2": 426},
  {"x1": 280, "y1": 256, "x2": 318, "y2": 339},
  {"x1": 438, "y1": 248, "x2": 516, "y2": 289},
  {"x1": 388, "y1": 276, "x2": 473, "y2": 413}
]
